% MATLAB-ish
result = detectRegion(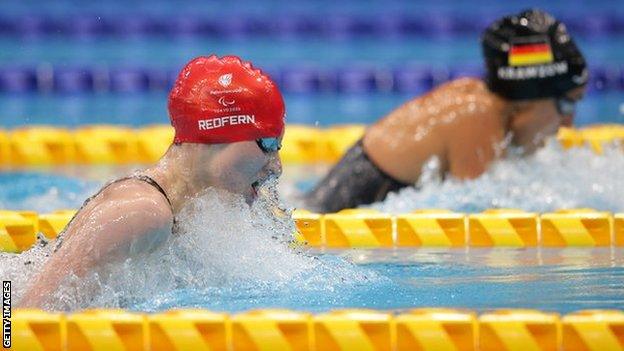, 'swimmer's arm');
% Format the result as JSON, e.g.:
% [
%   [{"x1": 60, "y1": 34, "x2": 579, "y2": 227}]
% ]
[
  {"x1": 445, "y1": 127, "x2": 503, "y2": 179},
  {"x1": 364, "y1": 112, "x2": 448, "y2": 183},
  {"x1": 19, "y1": 195, "x2": 172, "y2": 308},
  {"x1": 446, "y1": 142, "x2": 494, "y2": 179}
]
